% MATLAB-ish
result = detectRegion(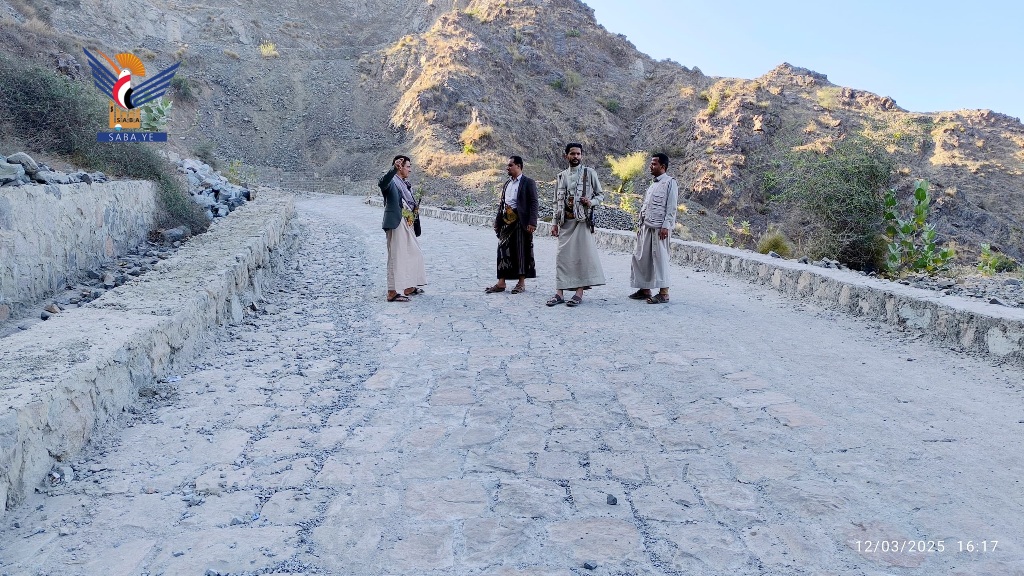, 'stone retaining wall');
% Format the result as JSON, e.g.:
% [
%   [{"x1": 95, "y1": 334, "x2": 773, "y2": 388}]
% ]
[
  {"x1": 0, "y1": 191, "x2": 297, "y2": 518},
  {"x1": 0, "y1": 181, "x2": 158, "y2": 322},
  {"x1": 371, "y1": 198, "x2": 1024, "y2": 365}
]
